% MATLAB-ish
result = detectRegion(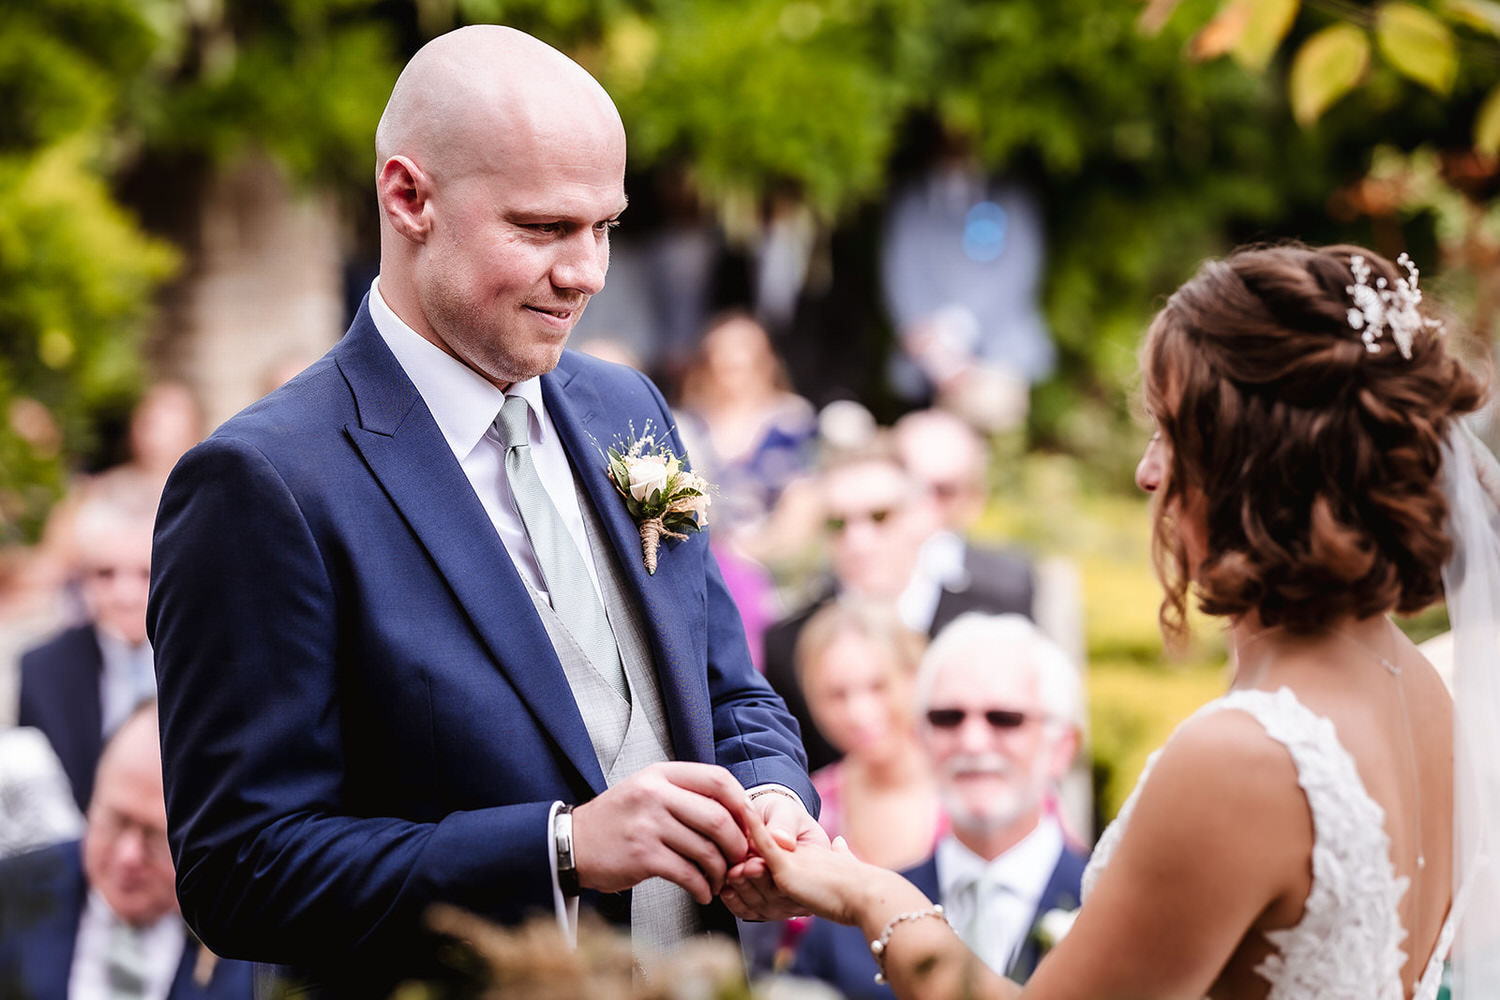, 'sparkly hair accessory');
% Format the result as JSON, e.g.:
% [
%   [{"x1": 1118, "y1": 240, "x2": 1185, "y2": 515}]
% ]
[{"x1": 1345, "y1": 252, "x2": 1443, "y2": 359}]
